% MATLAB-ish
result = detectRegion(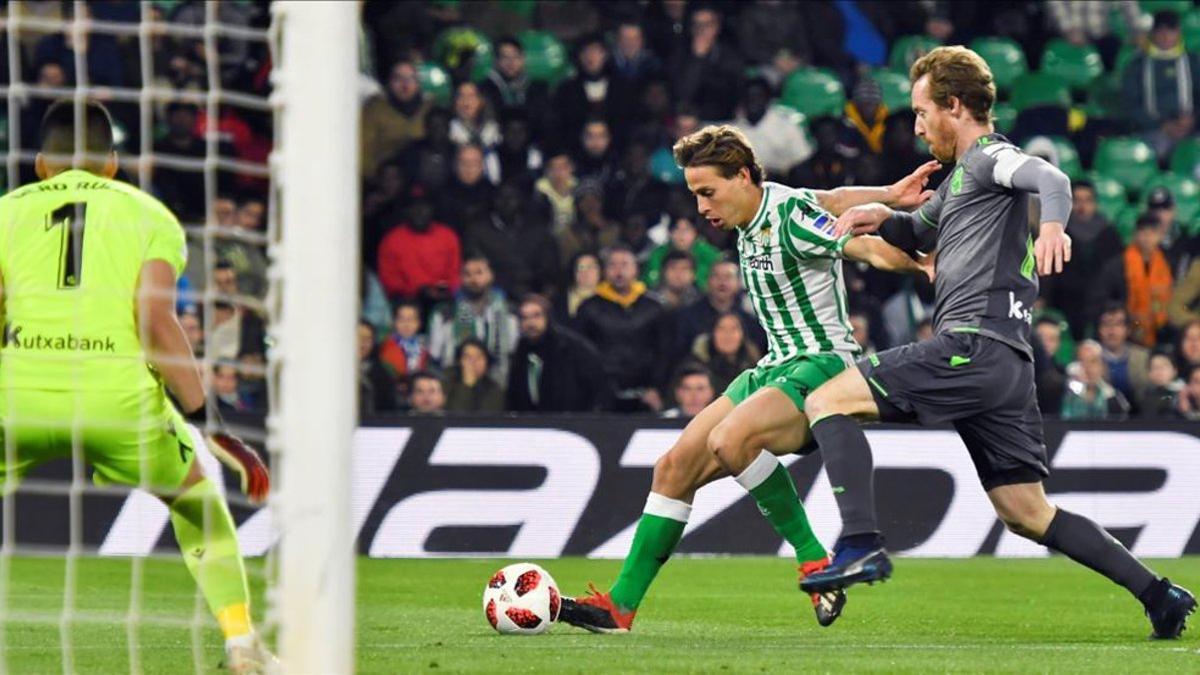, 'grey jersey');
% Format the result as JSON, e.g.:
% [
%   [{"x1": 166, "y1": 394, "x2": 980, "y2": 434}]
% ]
[{"x1": 912, "y1": 134, "x2": 1042, "y2": 358}]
